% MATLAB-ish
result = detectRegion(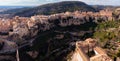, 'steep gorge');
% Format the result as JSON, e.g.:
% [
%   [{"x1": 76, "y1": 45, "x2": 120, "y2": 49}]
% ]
[{"x1": 0, "y1": 12, "x2": 99, "y2": 61}]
